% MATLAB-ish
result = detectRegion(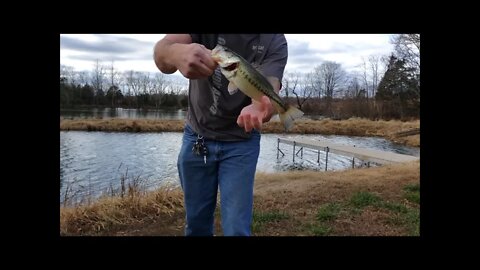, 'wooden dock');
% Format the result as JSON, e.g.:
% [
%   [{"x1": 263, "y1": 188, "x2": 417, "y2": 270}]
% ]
[{"x1": 277, "y1": 137, "x2": 419, "y2": 170}]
